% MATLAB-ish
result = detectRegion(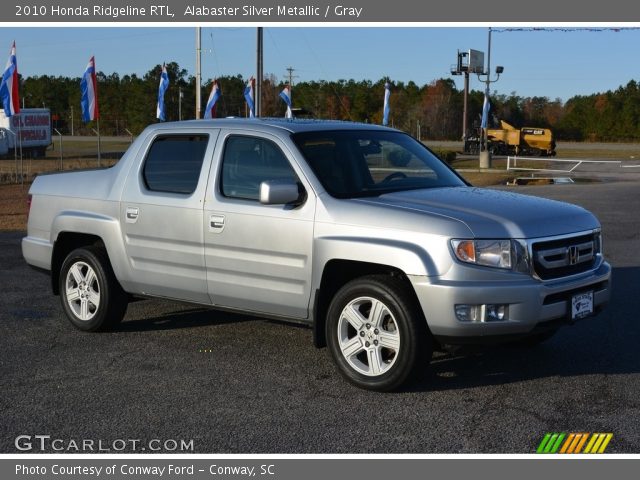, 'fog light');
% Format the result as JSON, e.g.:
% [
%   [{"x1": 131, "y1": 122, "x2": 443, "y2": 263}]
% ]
[
  {"x1": 455, "y1": 304, "x2": 509, "y2": 322},
  {"x1": 455, "y1": 304, "x2": 482, "y2": 322},
  {"x1": 486, "y1": 304, "x2": 508, "y2": 321}
]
